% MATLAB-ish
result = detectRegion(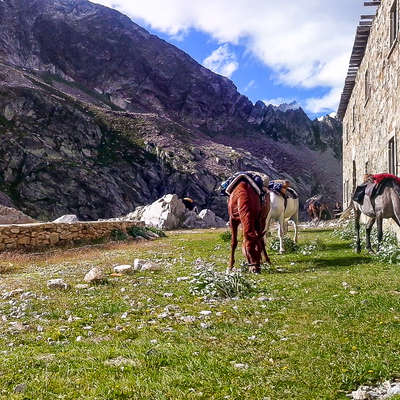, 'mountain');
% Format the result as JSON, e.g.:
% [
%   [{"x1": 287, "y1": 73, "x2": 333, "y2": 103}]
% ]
[{"x1": 0, "y1": 0, "x2": 342, "y2": 220}]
